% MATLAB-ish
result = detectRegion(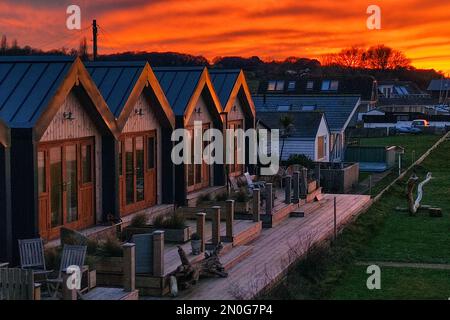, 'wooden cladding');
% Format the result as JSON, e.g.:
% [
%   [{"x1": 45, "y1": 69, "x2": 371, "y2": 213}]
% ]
[{"x1": 38, "y1": 137, "x2": 95, "y2": 240}]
